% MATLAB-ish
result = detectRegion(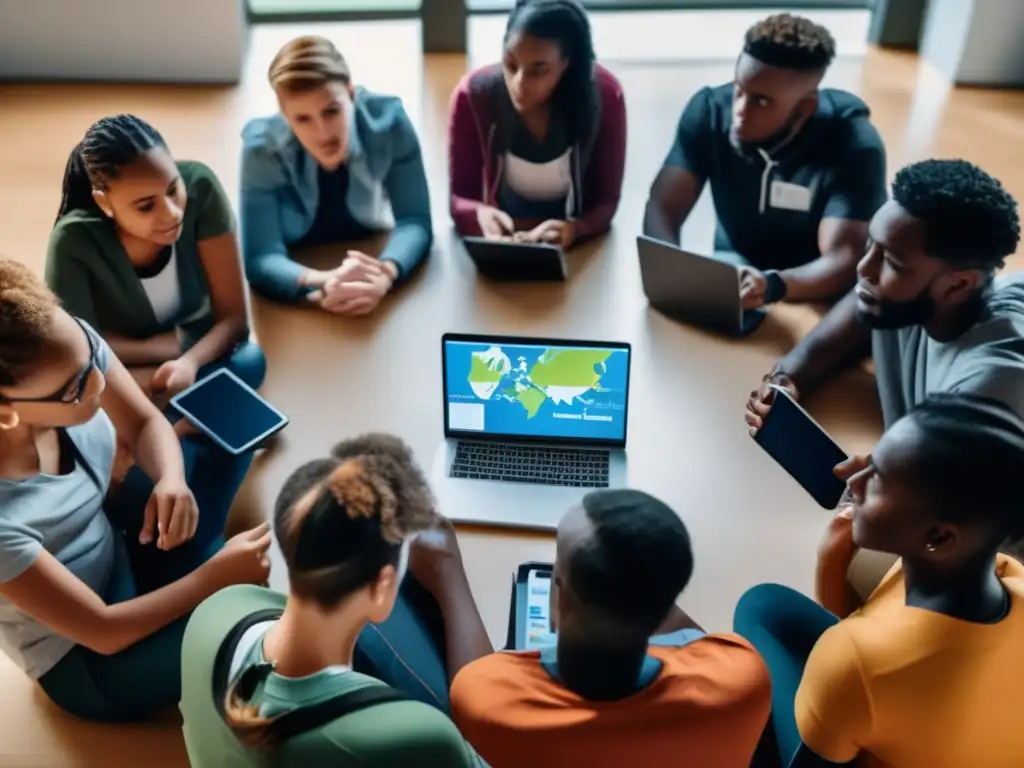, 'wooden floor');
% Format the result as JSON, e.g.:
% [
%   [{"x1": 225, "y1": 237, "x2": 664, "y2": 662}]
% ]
[{"x1": 1, "y1": 15, "x2": 1023, "y2": 768}]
